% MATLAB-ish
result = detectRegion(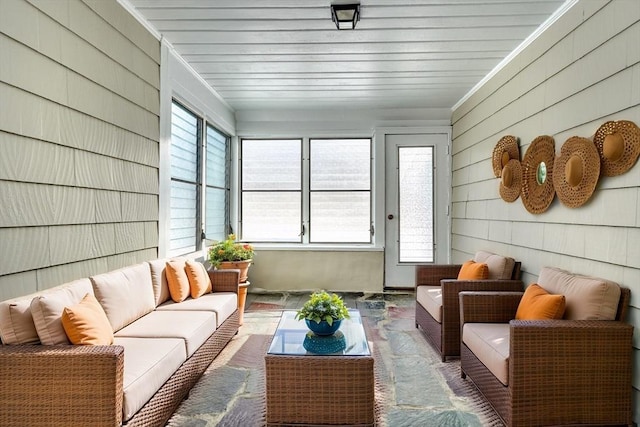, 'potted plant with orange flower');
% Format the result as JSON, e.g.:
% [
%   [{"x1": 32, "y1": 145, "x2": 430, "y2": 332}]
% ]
[{"x1": 207, "y1": 234, "x2": 254, "y2": 283}]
